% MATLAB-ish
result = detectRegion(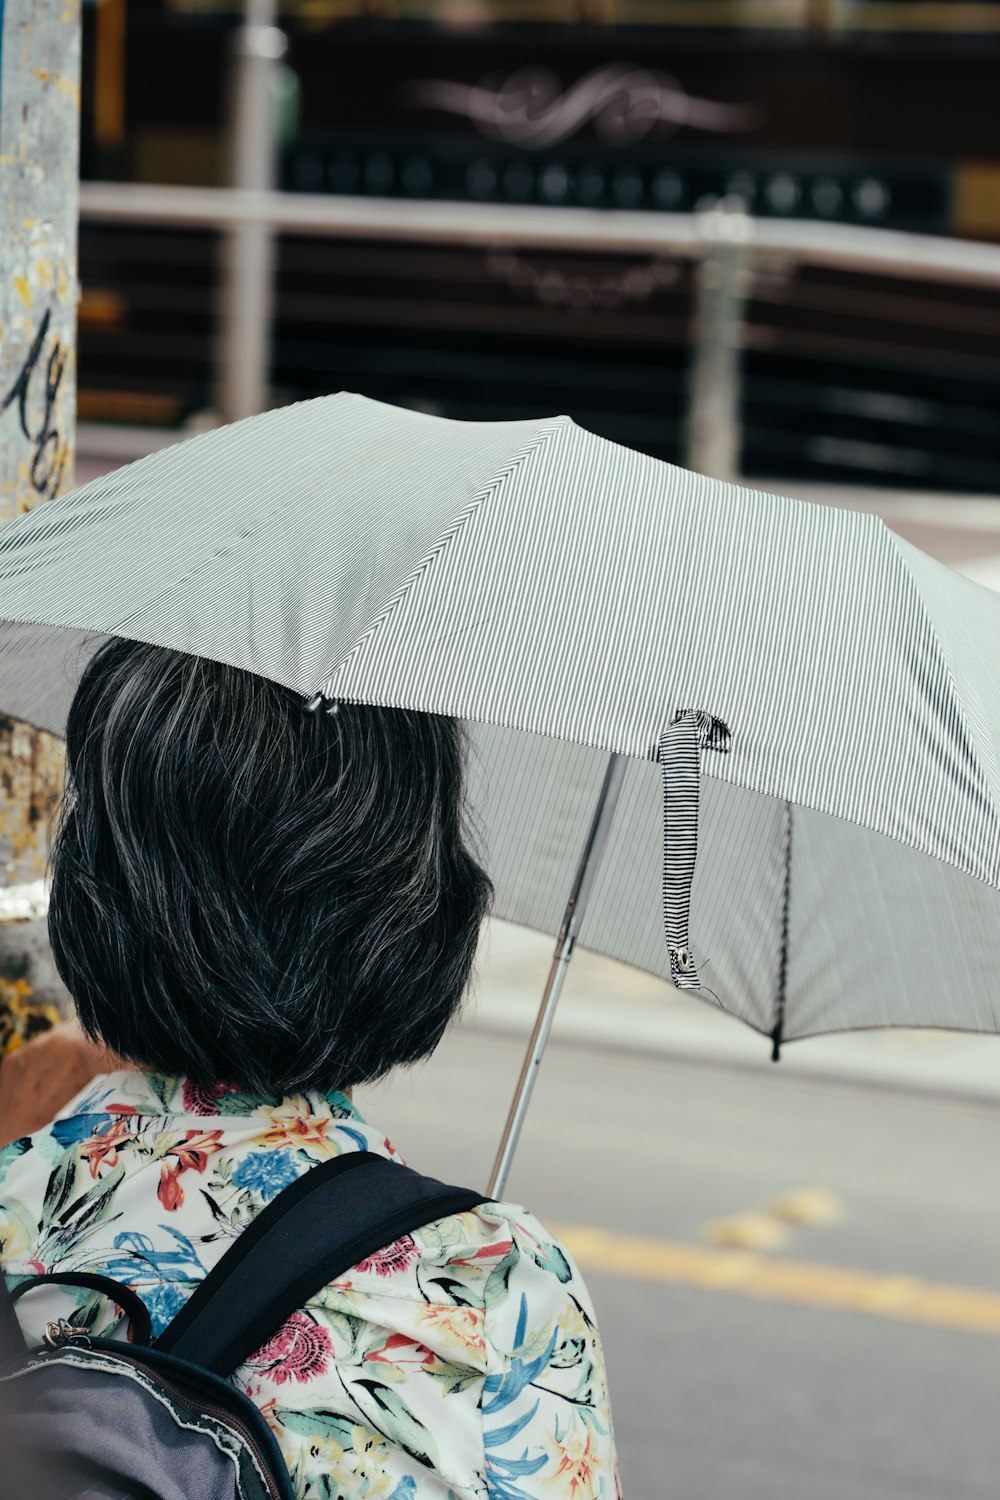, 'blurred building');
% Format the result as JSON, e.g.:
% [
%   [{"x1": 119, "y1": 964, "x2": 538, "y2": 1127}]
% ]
[{"x1": 79, "y1": 0, "x2": 1000, "y2": 491}]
